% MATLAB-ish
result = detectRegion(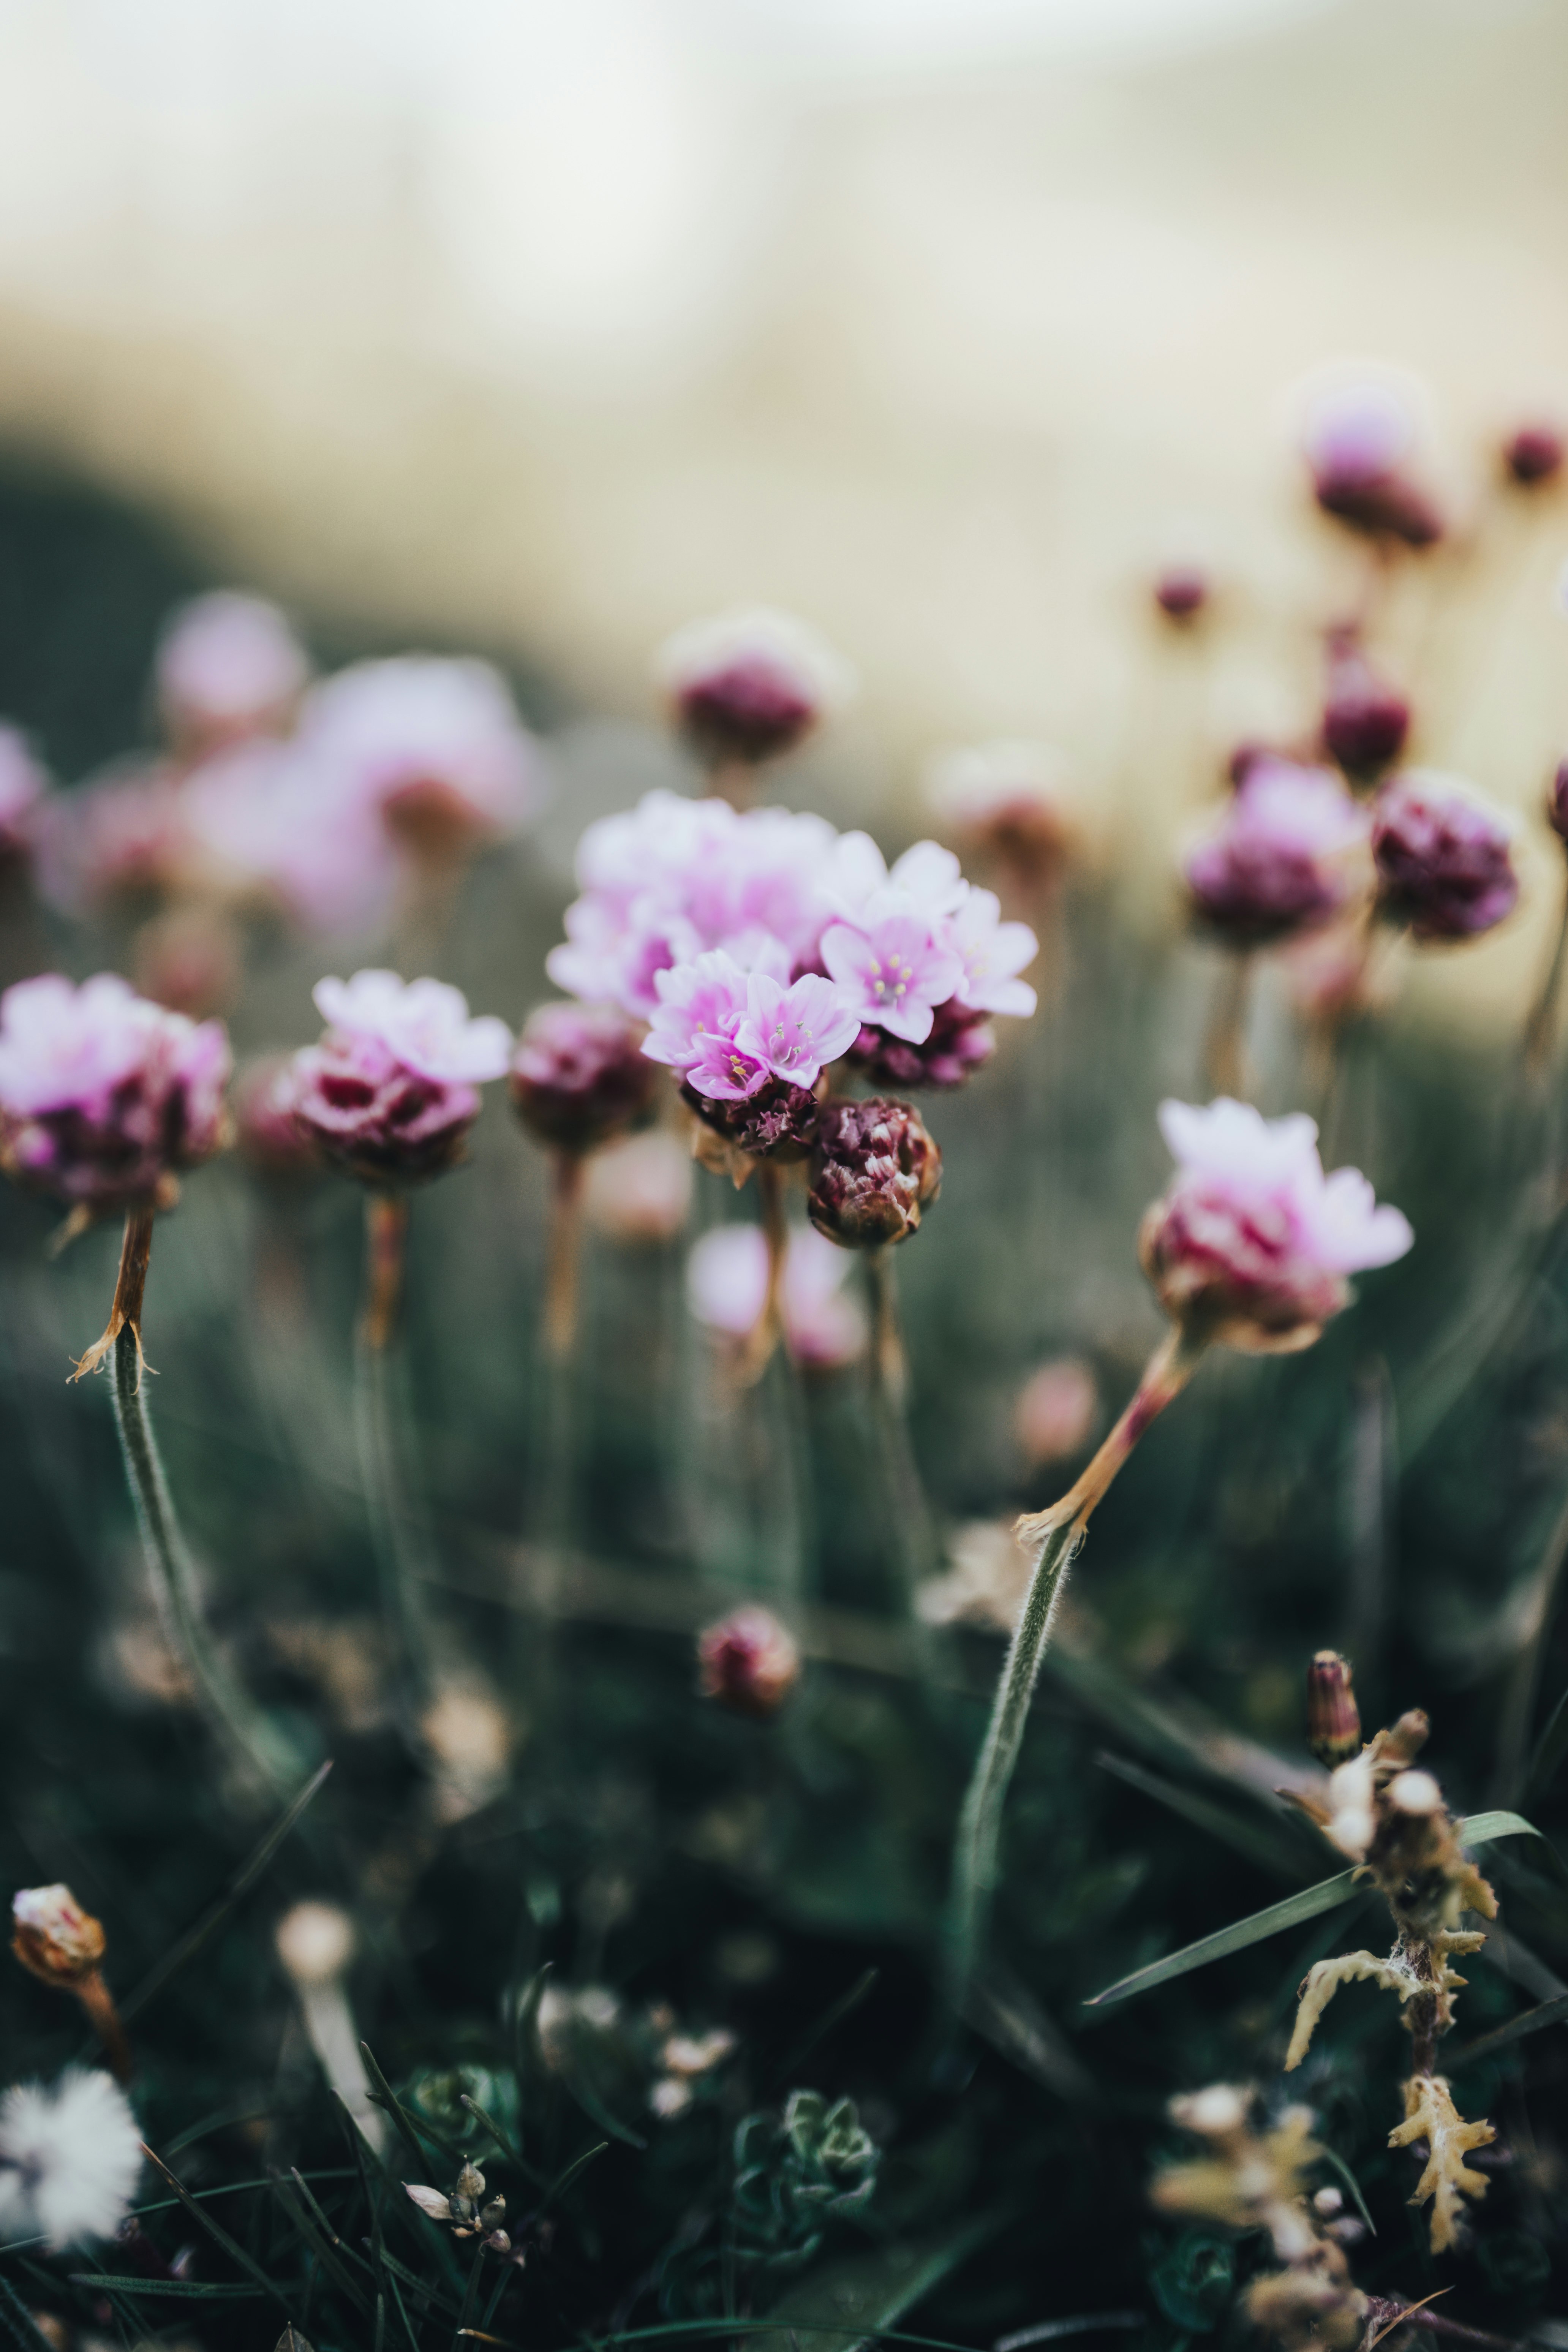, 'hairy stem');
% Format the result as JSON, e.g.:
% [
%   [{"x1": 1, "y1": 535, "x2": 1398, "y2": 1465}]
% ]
[
  {"x1": 352, "y1": 1192, "x2": 435, "y2": 1722},
  {"x1": 945, "y1": 1322, "x2": 1208, "y2": 2010}
]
